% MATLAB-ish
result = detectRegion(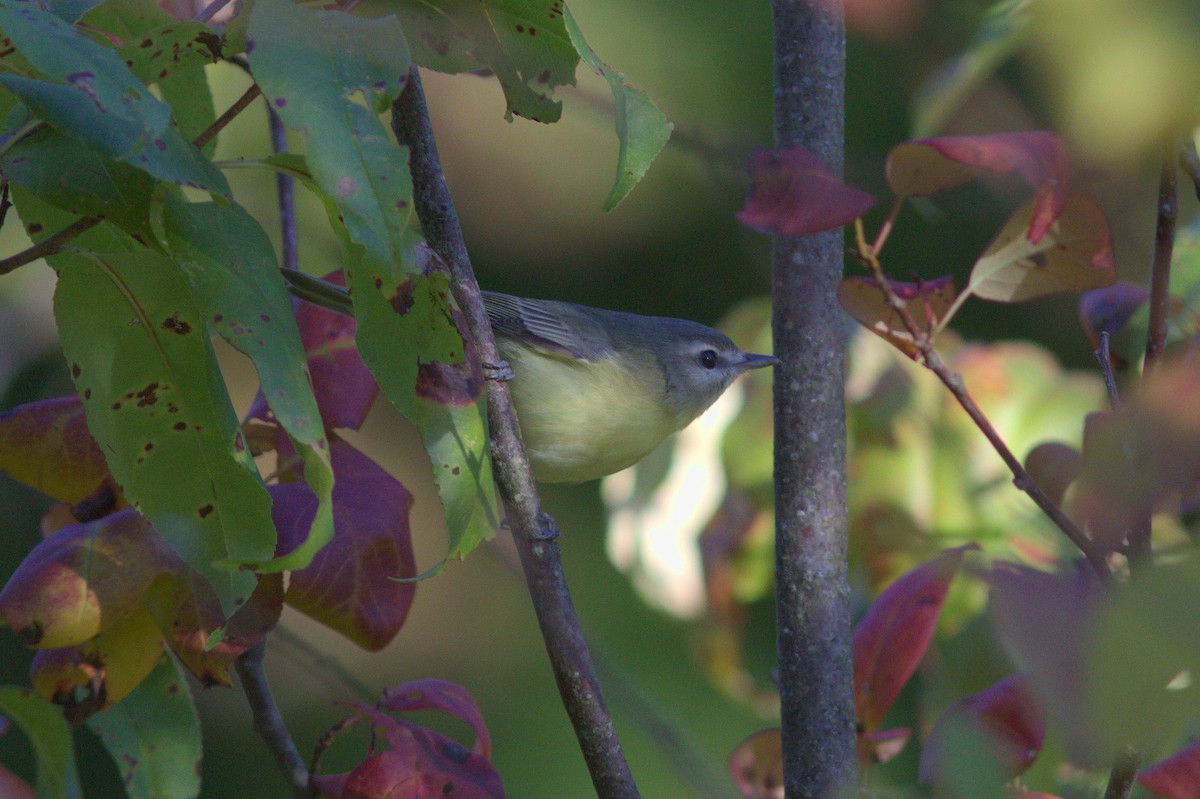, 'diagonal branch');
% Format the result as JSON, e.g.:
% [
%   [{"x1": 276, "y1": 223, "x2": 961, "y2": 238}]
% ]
[
  {"x1": 391, "y1": 66, "x2": 640, "y2": 799},
  {"x1": 854, "y1": 226, "x2": 1112, "y2": 582},
  {"x1": 234, "y1": 642, "x2": 311, "y2": 799}
]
